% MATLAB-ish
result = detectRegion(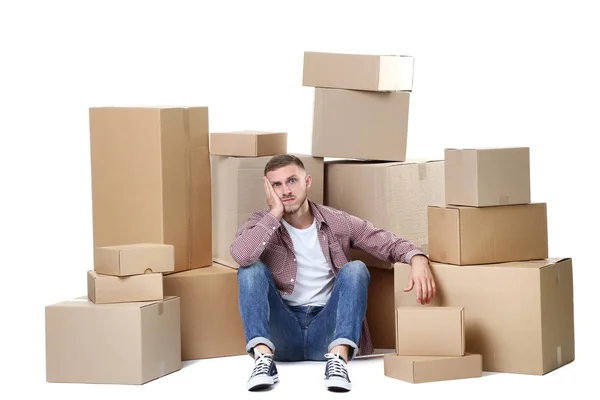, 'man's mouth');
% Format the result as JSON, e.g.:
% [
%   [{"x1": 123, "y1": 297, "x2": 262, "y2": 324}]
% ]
[{"x1": 283, "y1": 197, "x2": 295, "y2": 203}]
